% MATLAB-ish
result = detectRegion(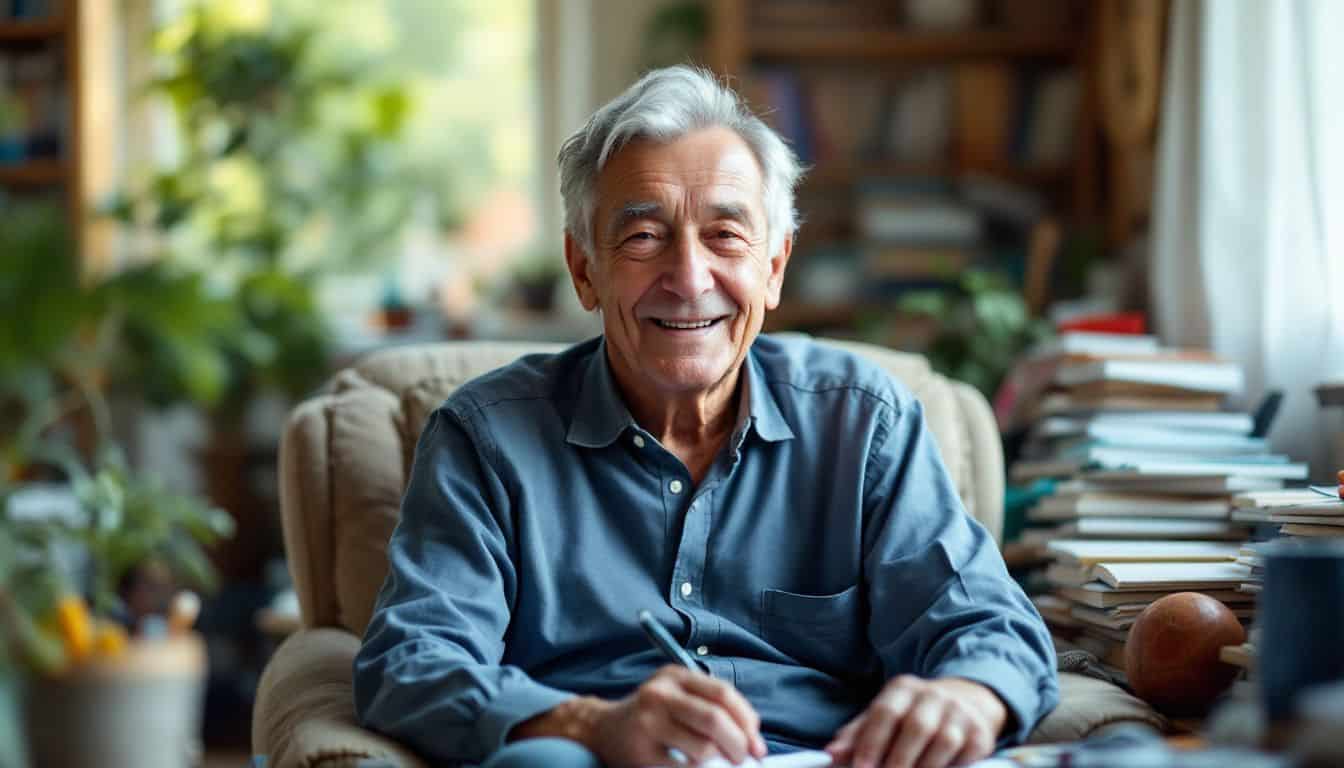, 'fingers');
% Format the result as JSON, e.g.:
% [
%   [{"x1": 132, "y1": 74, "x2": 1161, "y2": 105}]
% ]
[
  {"x1": 659, "y1": 714, "x2": 725, "y2": 766},
  {"x1": 680, "y1": 669, "x2": 767, "y2": 757},
  {"x1": 832, "y1": 676, "x2": 999, "y2": 768},
  {"x1": 849, "y1": 682, "x2": 913, "y2": 768},
  {"x1": 642, "y1": 665, "x2": 762, "y2": 764},
  {"x1": 824, "y1": 715, "x2": 862, "y2": 763},
  {"x1": 668, "y1": 693, "x2": 752, "y2": 764}
]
